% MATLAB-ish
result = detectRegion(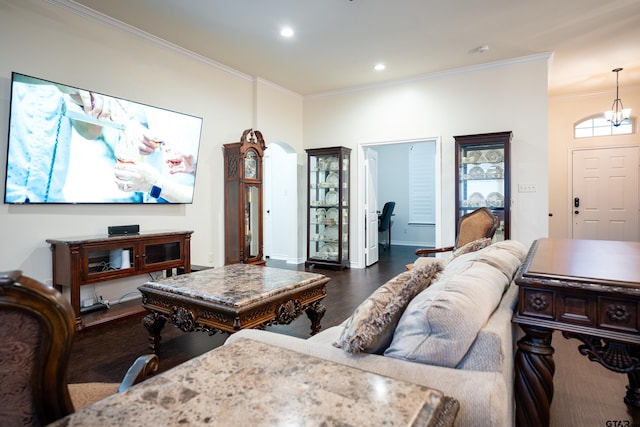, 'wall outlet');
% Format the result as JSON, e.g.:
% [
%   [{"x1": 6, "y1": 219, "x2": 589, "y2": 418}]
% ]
[
  {"x1": 208, "y1": 253, "x2": 215, "y2": 263},
  {"x1": 518, "y1": 184, "x2": 537, "y2": 193}
]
